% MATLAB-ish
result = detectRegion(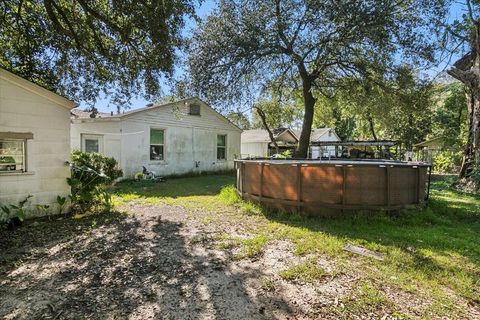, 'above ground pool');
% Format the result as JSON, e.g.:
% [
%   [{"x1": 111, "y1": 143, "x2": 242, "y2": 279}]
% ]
[{"x1": 235, "y1": 159, "x2": 431, "y2": 216}]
